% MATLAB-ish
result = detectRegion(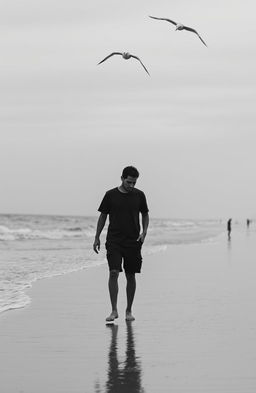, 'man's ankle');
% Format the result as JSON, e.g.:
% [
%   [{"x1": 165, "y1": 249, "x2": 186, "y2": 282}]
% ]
[{"x1": 125, "y1": 310, "x2": 135, "y2": 321}]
